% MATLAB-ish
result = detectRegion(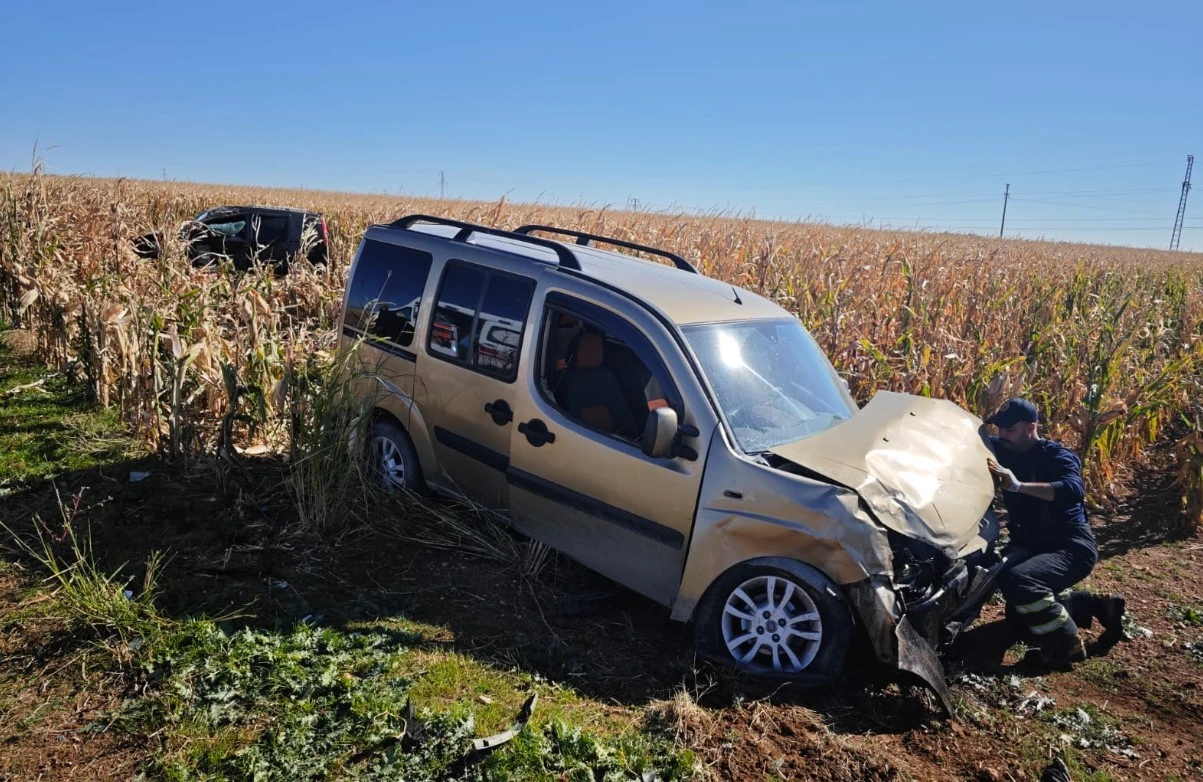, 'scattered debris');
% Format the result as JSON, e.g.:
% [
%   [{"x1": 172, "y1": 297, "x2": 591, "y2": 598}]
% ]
[
  {"x1": 1184, "y1": 641, "x2": 1203, "y2": 664},
  {"x1": 1121, "y1": 613, "x2": 1154, "y2": 639},
  {"x1": 950, "y1": 671, "x2": 1041, "y2": 712},
  {"x1": 129, "y1": 471, "x2": 151, "y2": 483},
  {"x1": 1052, "y1": 707, "x2": 1140, "y2": 760},
  {"x1": 1017, "y1": 691, "x2": 1056, "y2": 715},
  {"x1": 3, "y1": 377, "x2": 50, "y2": 397},
  {"x1": 472, "y1": 694, "x2": 537, "y2": 752},
  {"x1": 1167, "y1": 603, "x2": 1203, "y2": 628}
]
